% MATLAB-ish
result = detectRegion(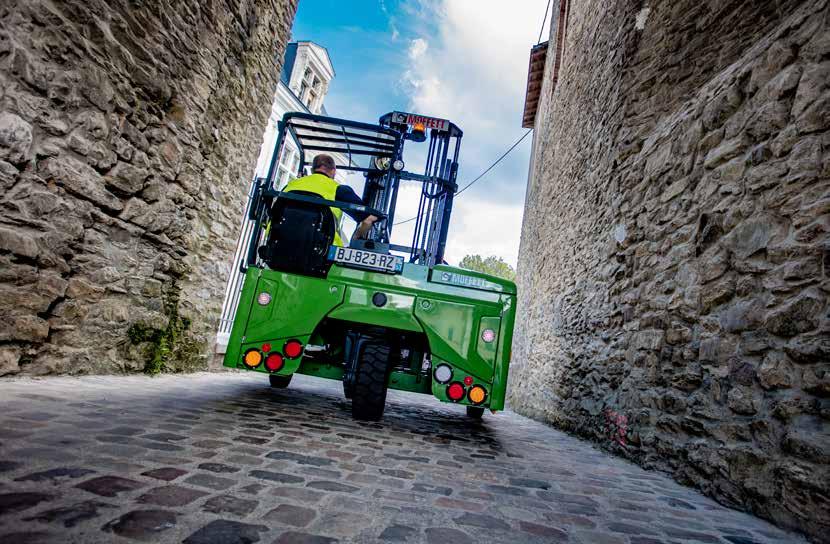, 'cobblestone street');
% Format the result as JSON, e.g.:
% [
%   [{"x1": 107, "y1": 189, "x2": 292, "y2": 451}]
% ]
[{"x1": 0, "y1": 373, "x2": 804, "y2": 544}]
